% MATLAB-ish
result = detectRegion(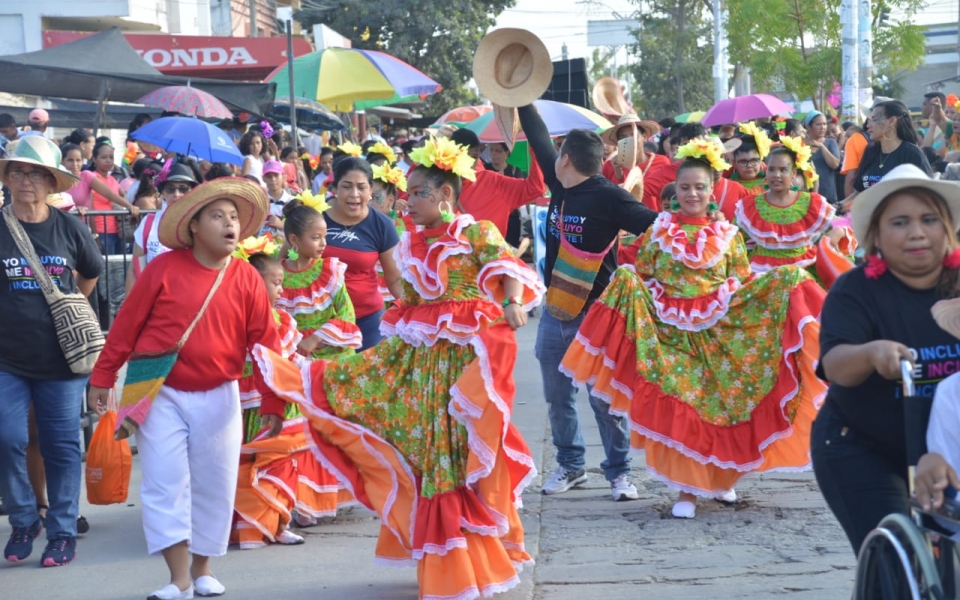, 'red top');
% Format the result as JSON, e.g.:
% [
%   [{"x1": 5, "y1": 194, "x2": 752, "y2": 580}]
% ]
[
  {"x1": 715, "y1": 178, "x2": 750, "y2": 221},
  {"x1": 458, "y1": 159, "x2": 545, "y2": 236},
  {"x1": 89, "y1": 171, "x2": 121, "y2": 234},
  {"x1": 641, "y1": 160, "x2": 680, "y2": 213},
  {"x1": 602, "y1": 153, "x2": 671, "y2": 212},
  {"x1": 90, "y1": 250, "x2": 282, "y2": 407}
]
